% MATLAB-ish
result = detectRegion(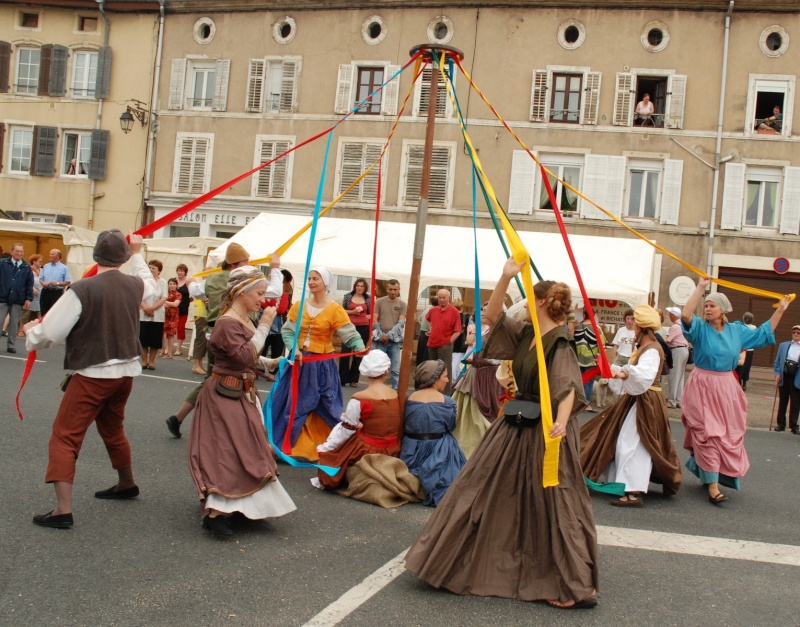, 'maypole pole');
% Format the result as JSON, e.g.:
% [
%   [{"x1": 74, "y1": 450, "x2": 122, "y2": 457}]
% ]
[{"x1": 397, "y1": 44, "x2": 464, "y2": 411}]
